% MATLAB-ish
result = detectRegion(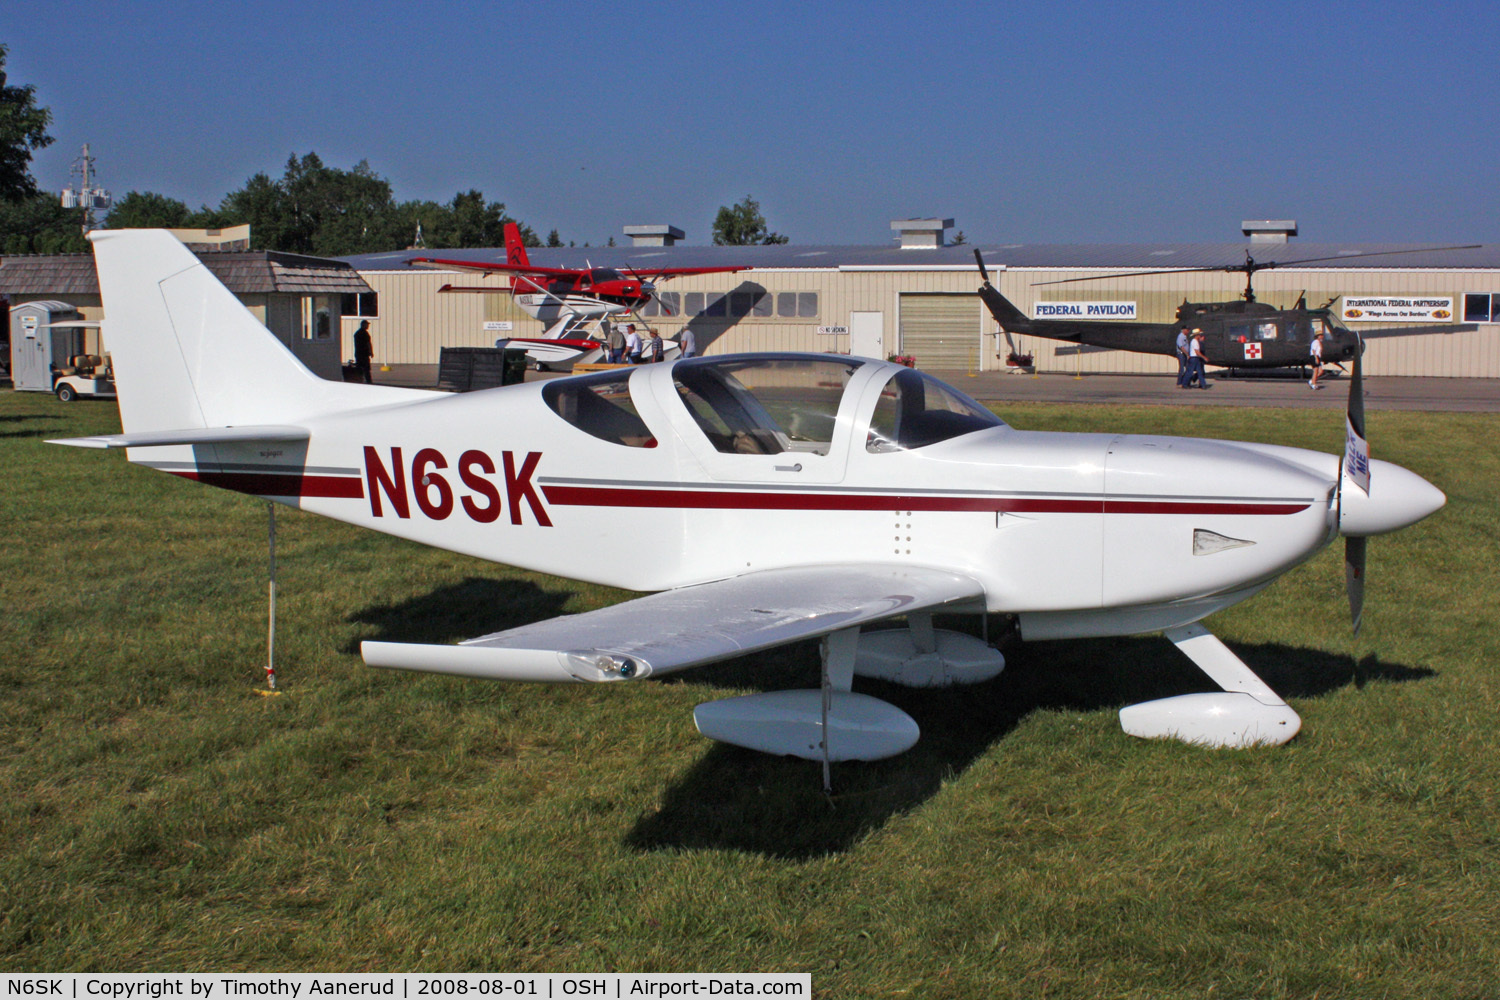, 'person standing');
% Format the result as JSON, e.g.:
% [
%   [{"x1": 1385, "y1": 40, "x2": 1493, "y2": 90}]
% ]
[
  {"x1": 1175, "y1": 325, "x2": 1191, "y2": 388},
  {"x1": 679, "y1": 327, "x2": 698, "y2": 359},
  {"x1": 624, "y1": 324, "x2": 643, "y2": 364},
  {"x1": 647, "y1": 328, "x2": 664, "y2": 363},
  {"x1": 607, "y1": 322, "x2": 626, "y2": 364},
  {"x1": 1188, "y1": 330, "x2": 1210, "y2": 389},
  {"x1": 1309, "y1": 331, "x2": 1326, "y2": 389},
  {"x1": 352, "y1": 320, "x2": 374, "y2": 384}
]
